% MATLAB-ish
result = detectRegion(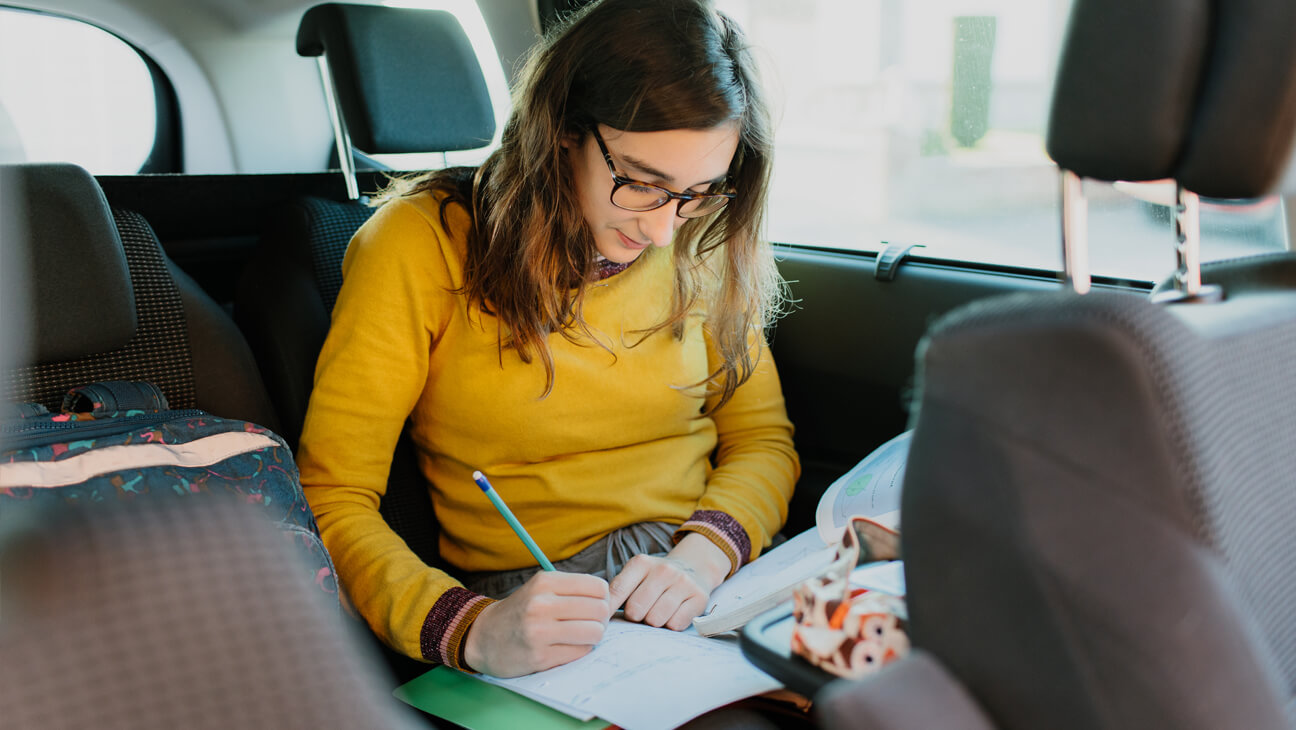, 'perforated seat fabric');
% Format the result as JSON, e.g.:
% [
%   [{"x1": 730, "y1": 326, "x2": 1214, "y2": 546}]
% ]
[
  {"x1": 3, "y1": 209, "x2": 196, "y2": 412},
  {"x1": 898, "y1": 290, "x2": 1296, "y2": 730},
  {"x1": 305, "y1": 197, "x2": 377, "y2": 314},
  {"x1": 0, "y1": 499, "x2": 423, "y2": 730},
  {"x1": 815, "y1": 649, "x2": 995, "y2": 730}
]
